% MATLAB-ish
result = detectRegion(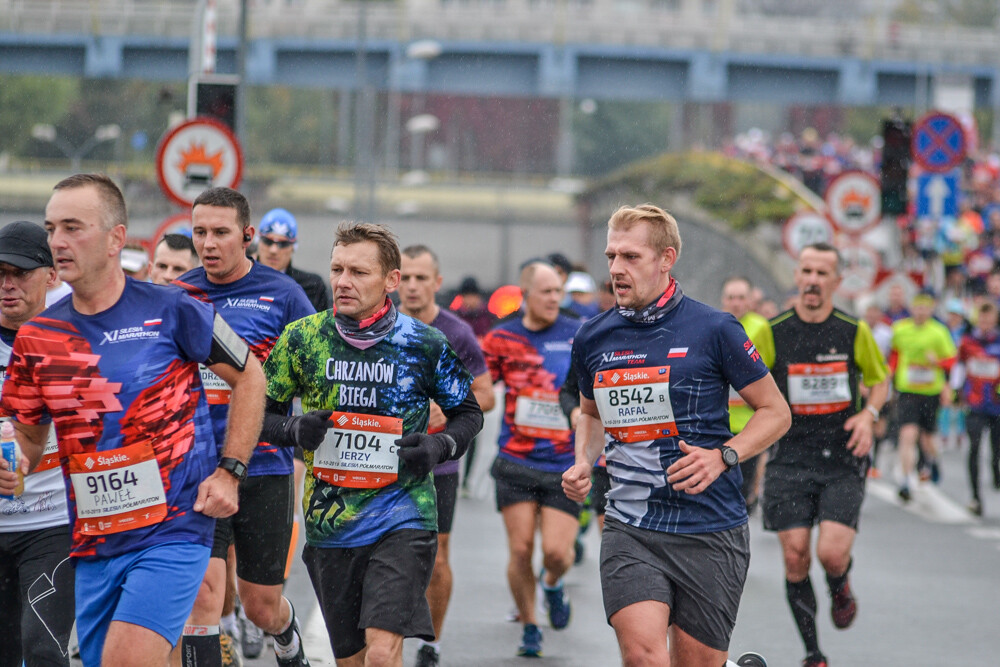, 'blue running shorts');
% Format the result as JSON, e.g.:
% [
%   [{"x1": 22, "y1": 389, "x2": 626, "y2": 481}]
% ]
[{"x1": 75, "y1": 541, "x2": 210, "y2": 667}]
